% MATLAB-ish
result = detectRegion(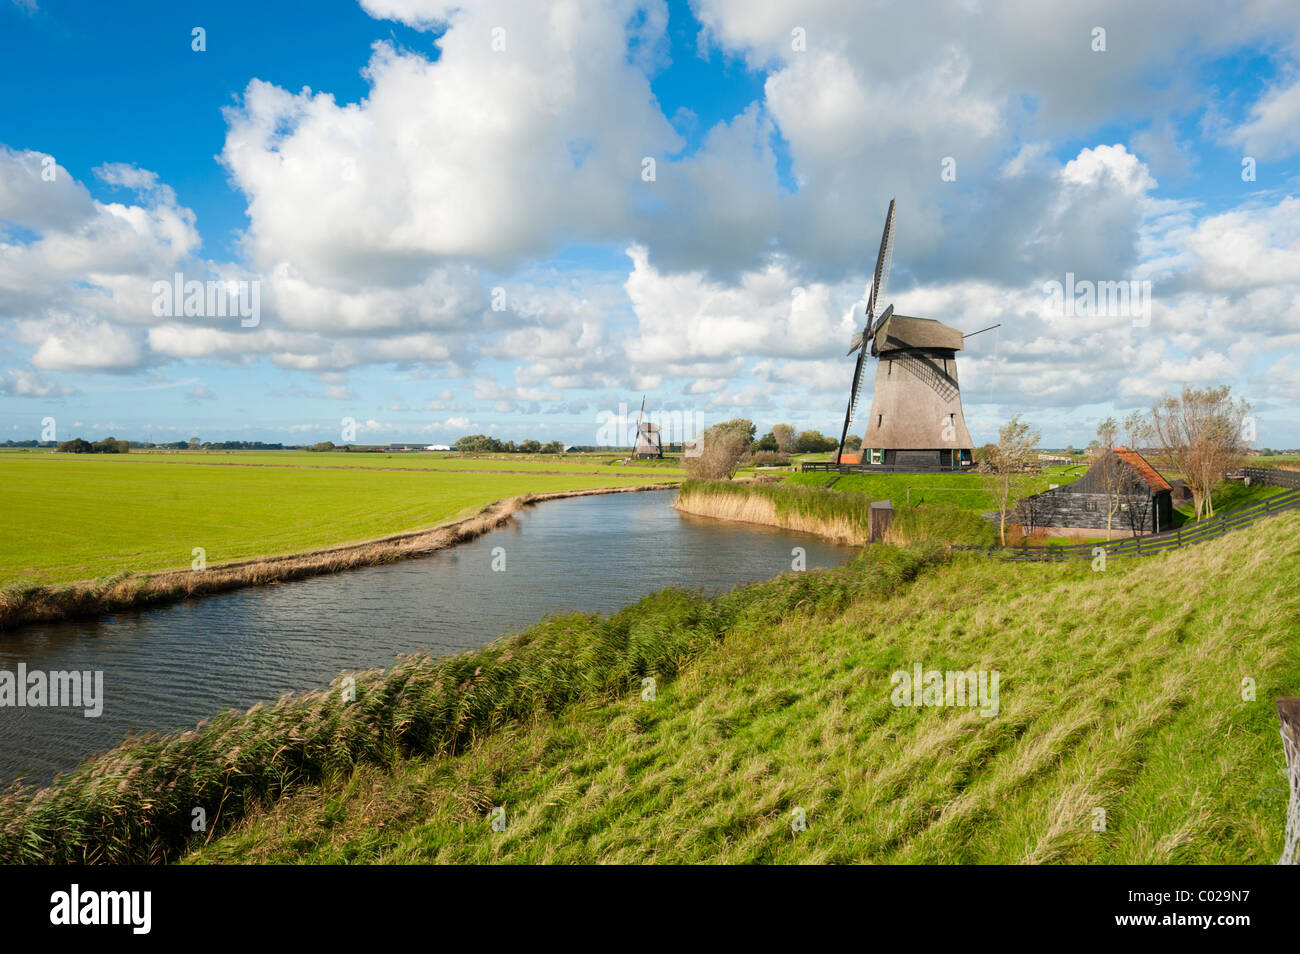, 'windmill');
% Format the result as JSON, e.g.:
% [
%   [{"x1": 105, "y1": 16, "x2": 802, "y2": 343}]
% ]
[
  {"x1": 835, "y1": 199, "x2": 996, "y2": 472},
  {"x1": 632, "y1": 396, "x2": 663, "y2": 459},
  {"x1": 836, "y1": 198, "x2": 897, "y2": 465}
]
